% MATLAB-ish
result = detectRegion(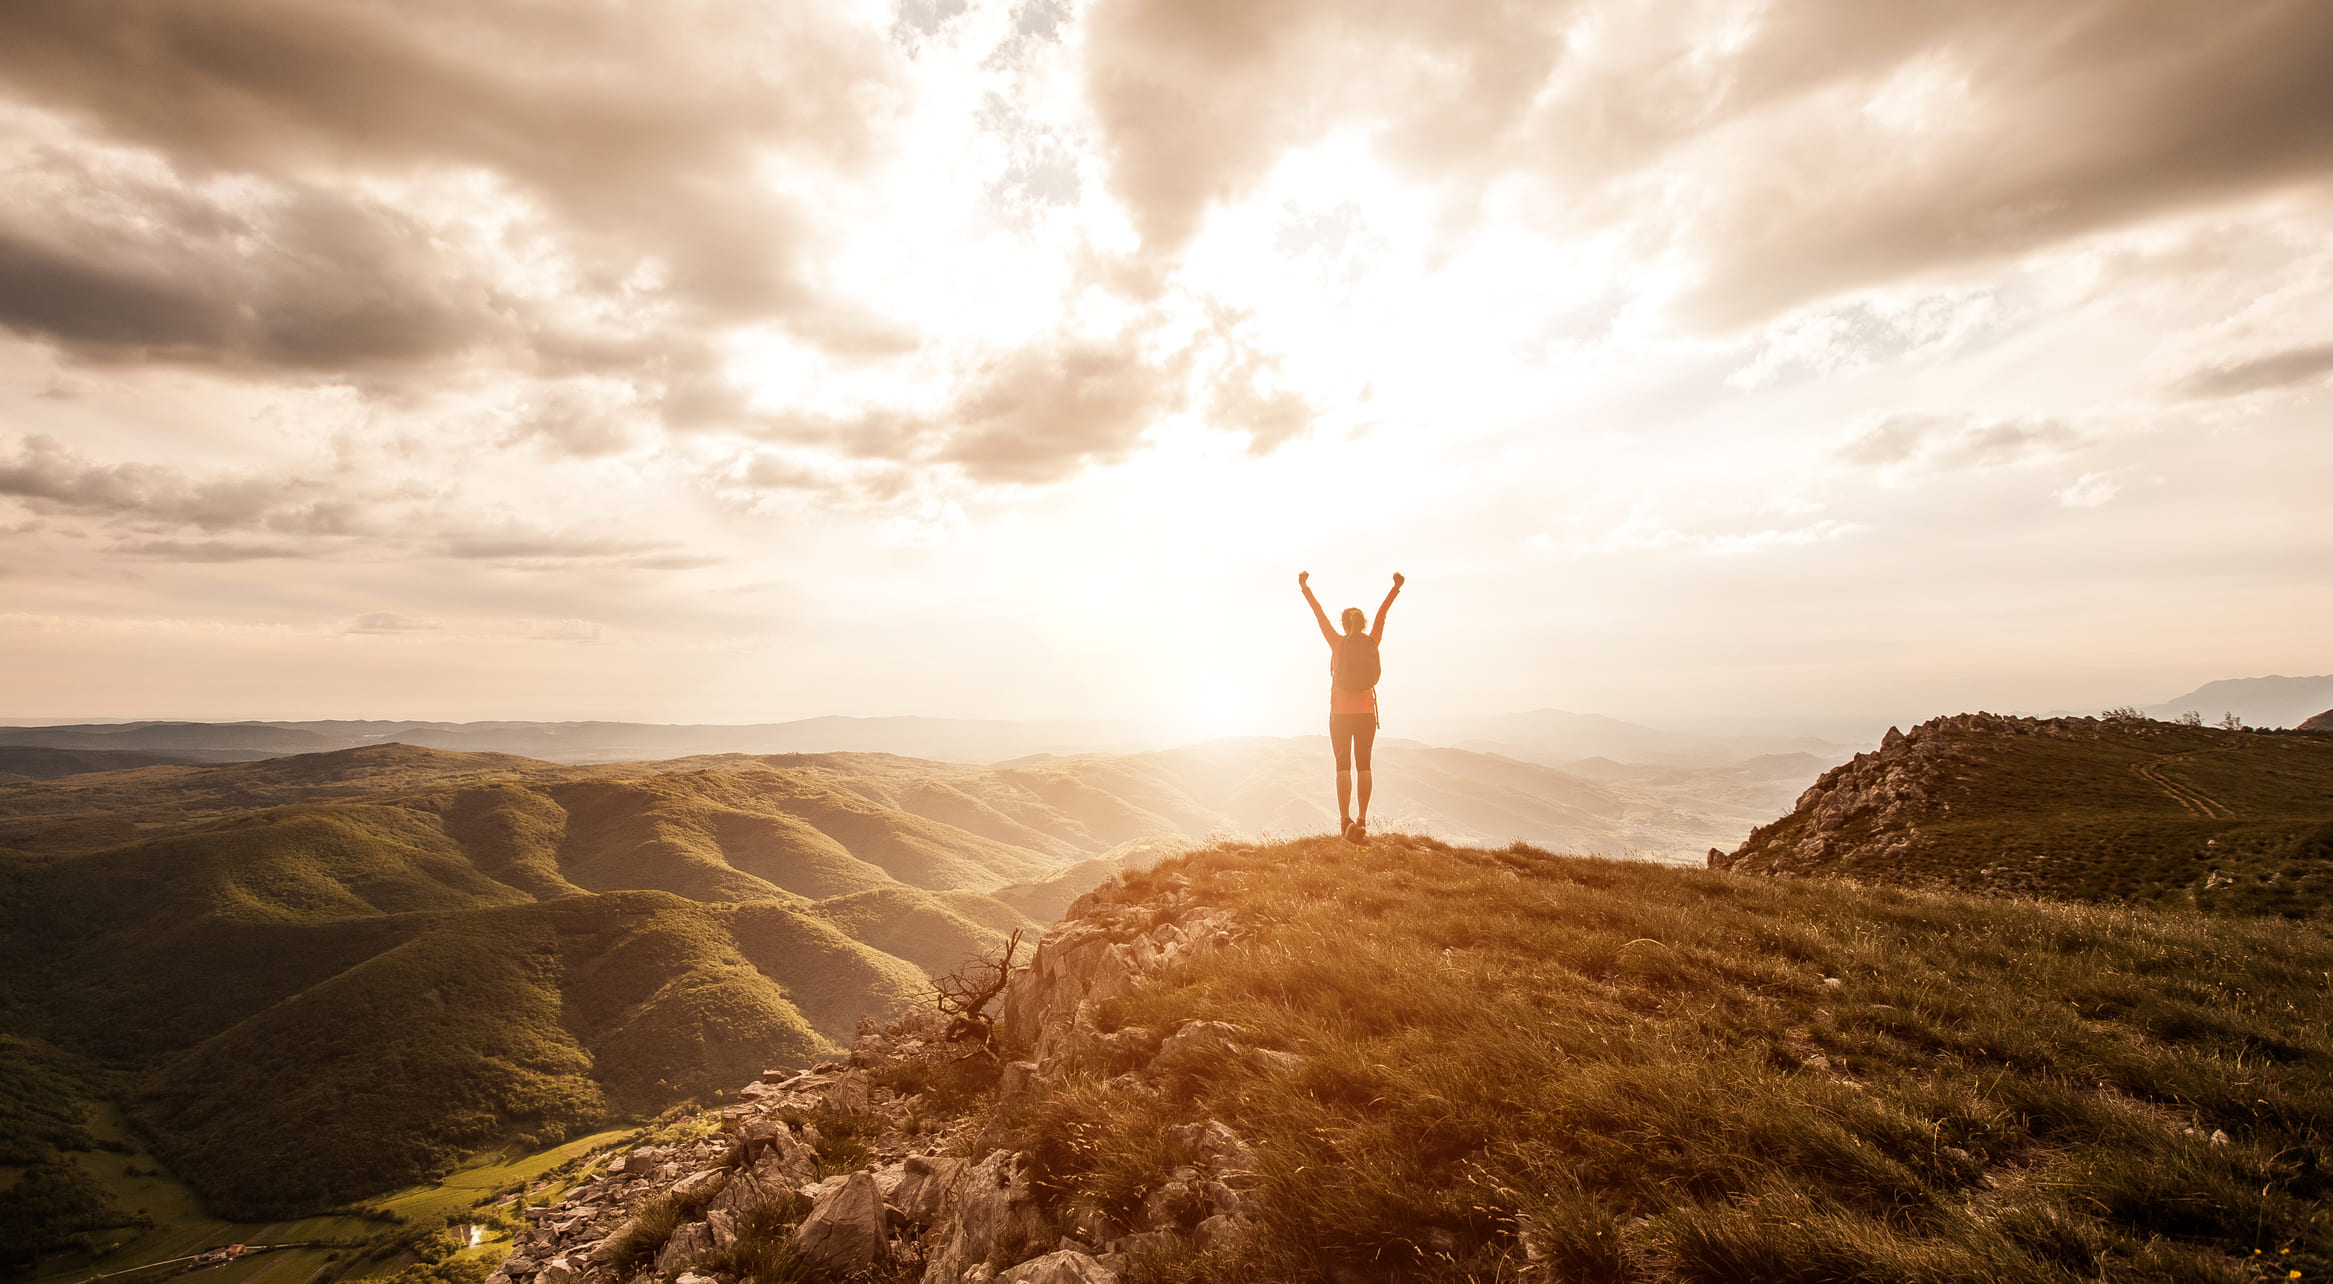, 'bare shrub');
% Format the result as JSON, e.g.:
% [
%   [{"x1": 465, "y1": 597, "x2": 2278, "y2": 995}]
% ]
[{"x1": 932, "y1": 928, "x2": 1025, "y2": 1057}]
